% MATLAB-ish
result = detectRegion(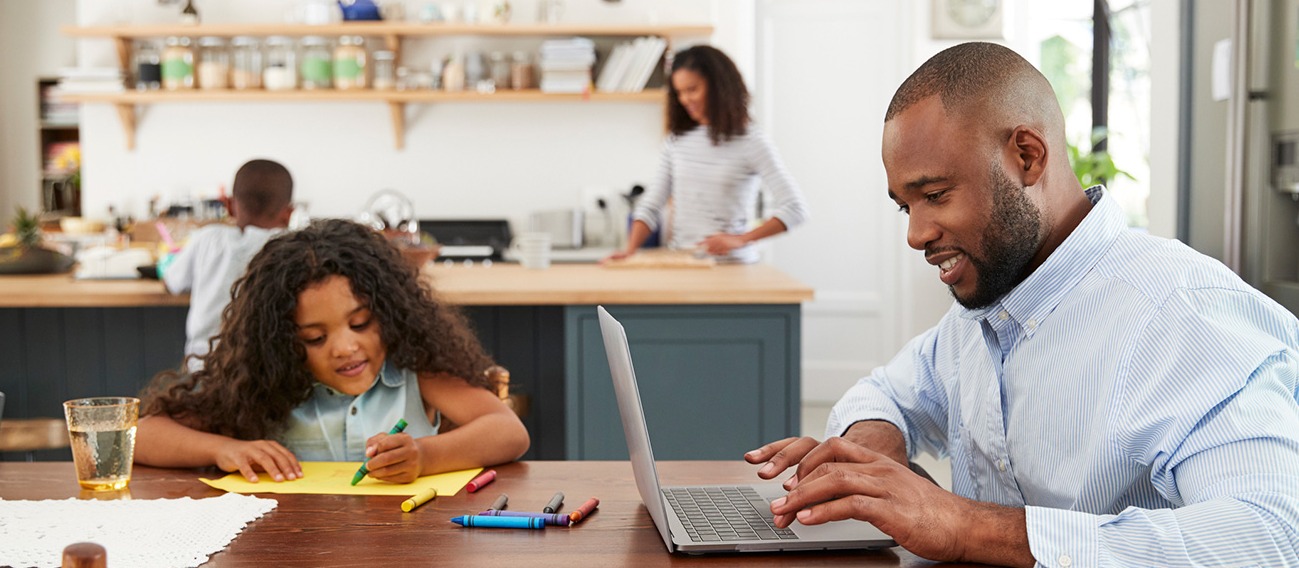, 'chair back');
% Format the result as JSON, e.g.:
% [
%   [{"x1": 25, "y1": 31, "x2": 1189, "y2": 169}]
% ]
[{"x1": 438, "y1": 365, "x2": 525, "y2": 434}]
